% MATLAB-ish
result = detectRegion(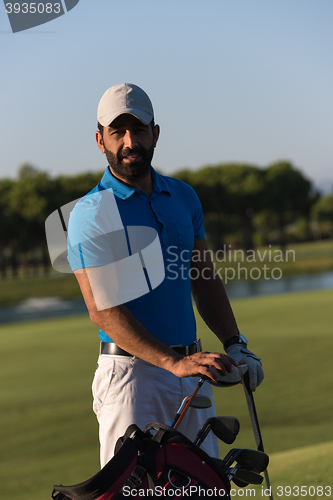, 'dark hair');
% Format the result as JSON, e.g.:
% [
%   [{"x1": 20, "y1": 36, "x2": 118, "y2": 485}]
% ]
[
  {"x1": 97, "y1": 118, "x2": 155, "y2": 138},
  {"x1": 97, "y1": 121, "x2": 104, "y2": 136}
]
